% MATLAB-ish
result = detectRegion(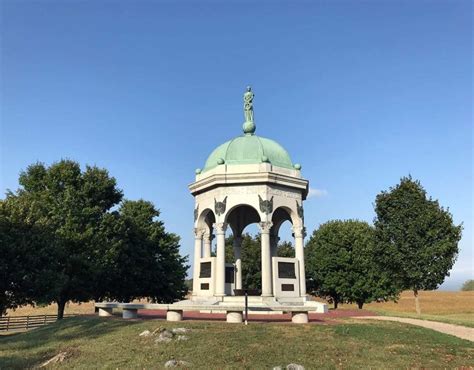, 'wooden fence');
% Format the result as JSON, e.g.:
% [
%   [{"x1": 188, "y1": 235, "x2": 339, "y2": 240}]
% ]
[{"x1": 0, "y1": 314, "x2": 75, "y2": 332}]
